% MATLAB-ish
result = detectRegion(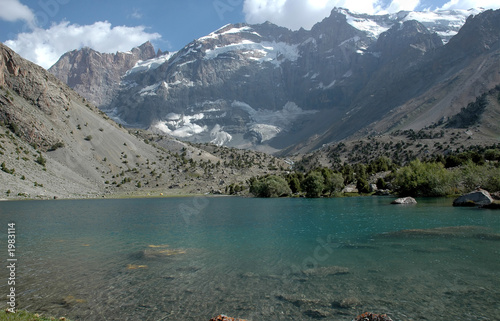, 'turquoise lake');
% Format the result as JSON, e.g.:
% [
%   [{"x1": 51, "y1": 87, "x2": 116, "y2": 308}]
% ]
[{"x1": 0, "y1": 197, "x2": 499, "y2": 320}]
